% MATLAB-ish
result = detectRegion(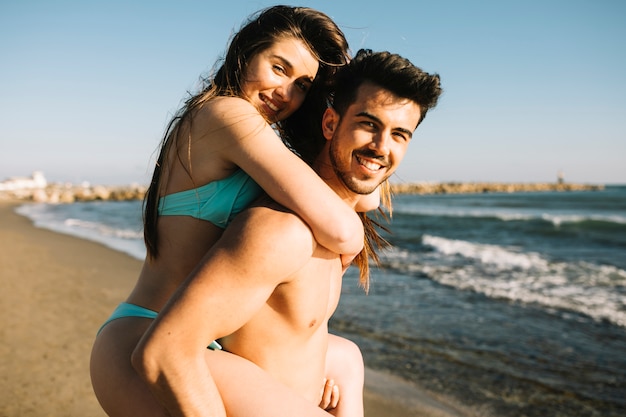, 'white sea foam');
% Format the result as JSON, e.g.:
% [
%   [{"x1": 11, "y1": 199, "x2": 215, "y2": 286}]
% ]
[
  {"x1": 383, "y1": 236, "x2": 626, "y2": 327},
  {"x1": 539, "y1": 213, "x2": 626, "y2": 226},
  {"x1": 63, "y1": 218, "x2": 142, "y2": 240},
  {"x1": 393, "y1": 204, "x2": 626, "y2": 226},
  {"x1": 422, "y1": 235, "x2": 549, "y2": 270},
  {"x1": 16, "y1": 203, "x2": 146, "y2": 260}
]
